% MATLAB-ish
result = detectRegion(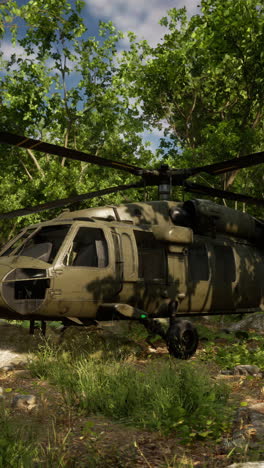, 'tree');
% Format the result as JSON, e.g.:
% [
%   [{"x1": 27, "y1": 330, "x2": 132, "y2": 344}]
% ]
[
  {"x1": 119, "y1": 0, "x2": 264, "y2": 213},
  {"x1": 0, "y1": 0, "x2": 263, "y2": 246},
  {"x1": 0, "y1": 0, "x2": 152, "y2": 243}
]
